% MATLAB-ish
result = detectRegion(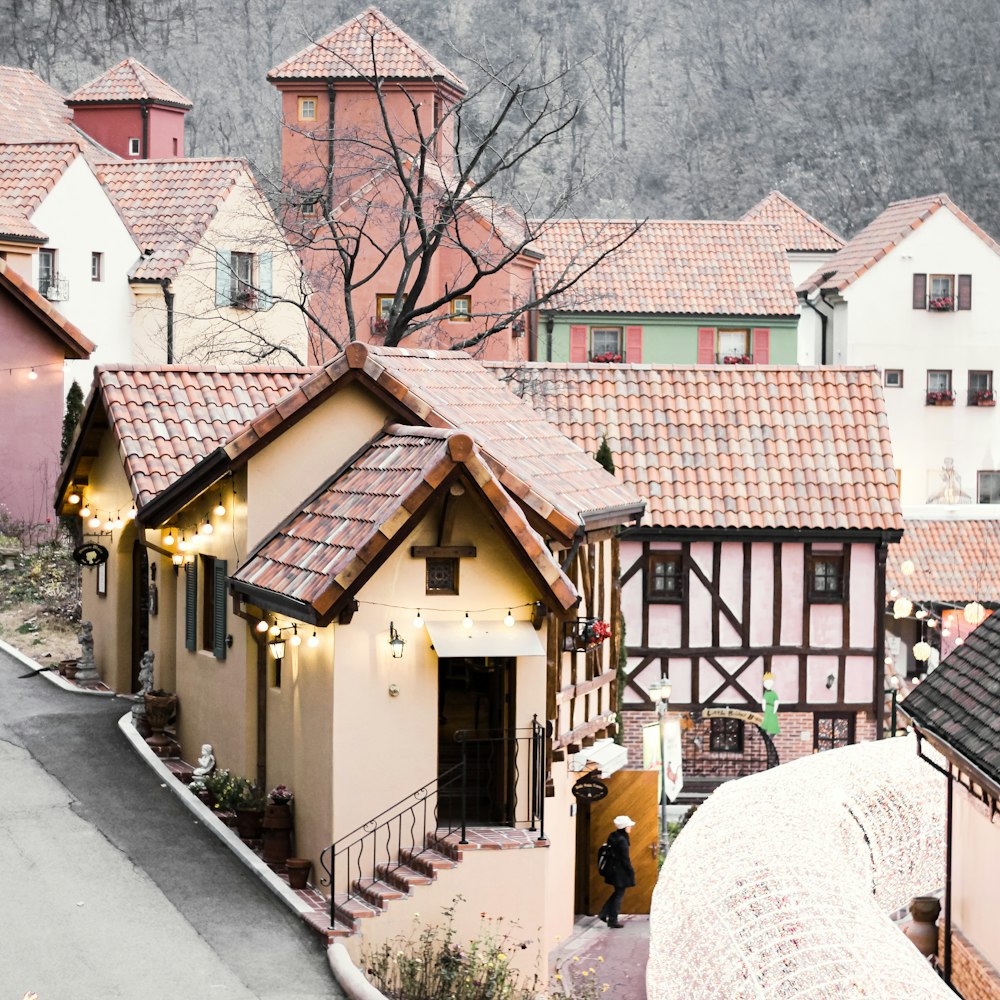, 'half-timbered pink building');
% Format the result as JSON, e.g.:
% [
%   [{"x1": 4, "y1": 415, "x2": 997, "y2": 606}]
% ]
[{"x1": 499, "y1": 363, "x2": 903, "y2": 802}]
